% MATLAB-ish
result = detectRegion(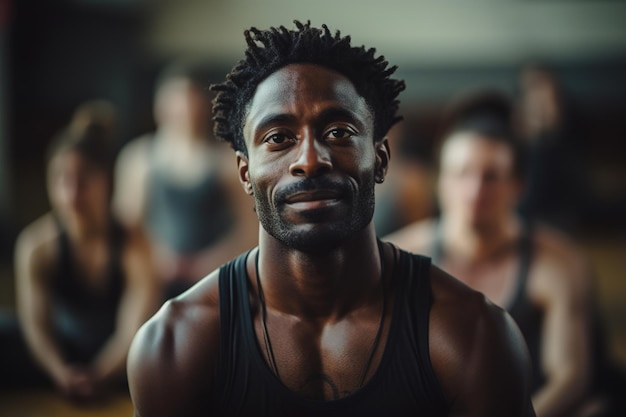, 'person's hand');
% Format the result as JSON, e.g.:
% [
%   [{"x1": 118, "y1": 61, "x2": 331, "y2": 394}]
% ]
[{"x1": 52, "y1": 364, "x2": 100, "y2": 402}]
